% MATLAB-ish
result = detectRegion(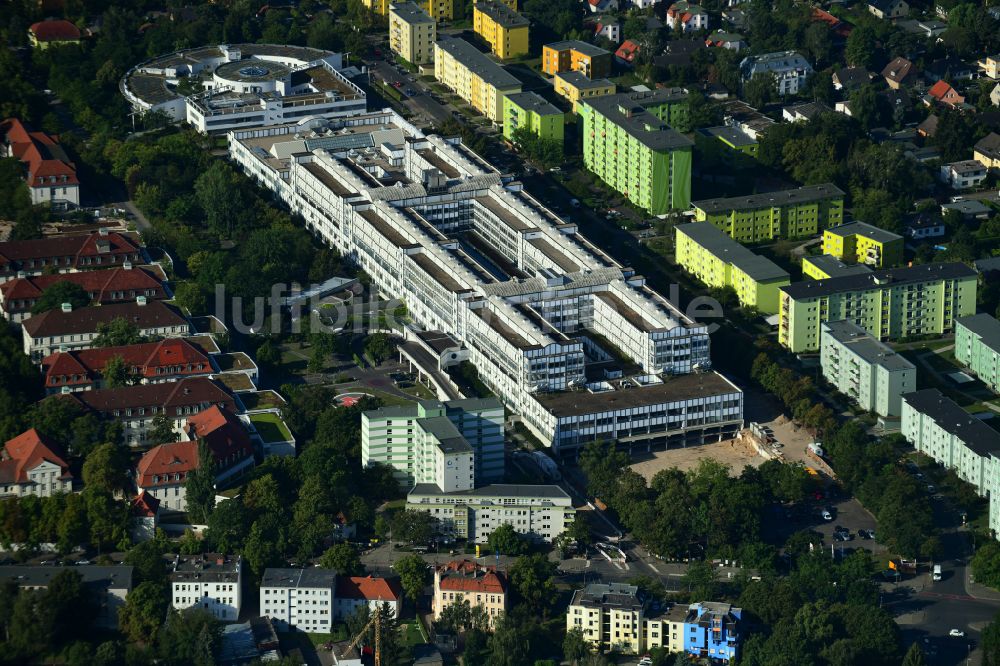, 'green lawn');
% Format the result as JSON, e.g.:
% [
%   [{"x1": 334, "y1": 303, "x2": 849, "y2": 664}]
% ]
[
  {"x1": 249, "y1": 412, "x2": 293, "y2": 442},
  {"x1": 240, "y1": 390, "x2": 285, "y2": 411},
  {"x1": 304, "y1": 625, "x2": 350, "y2": 647}
]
